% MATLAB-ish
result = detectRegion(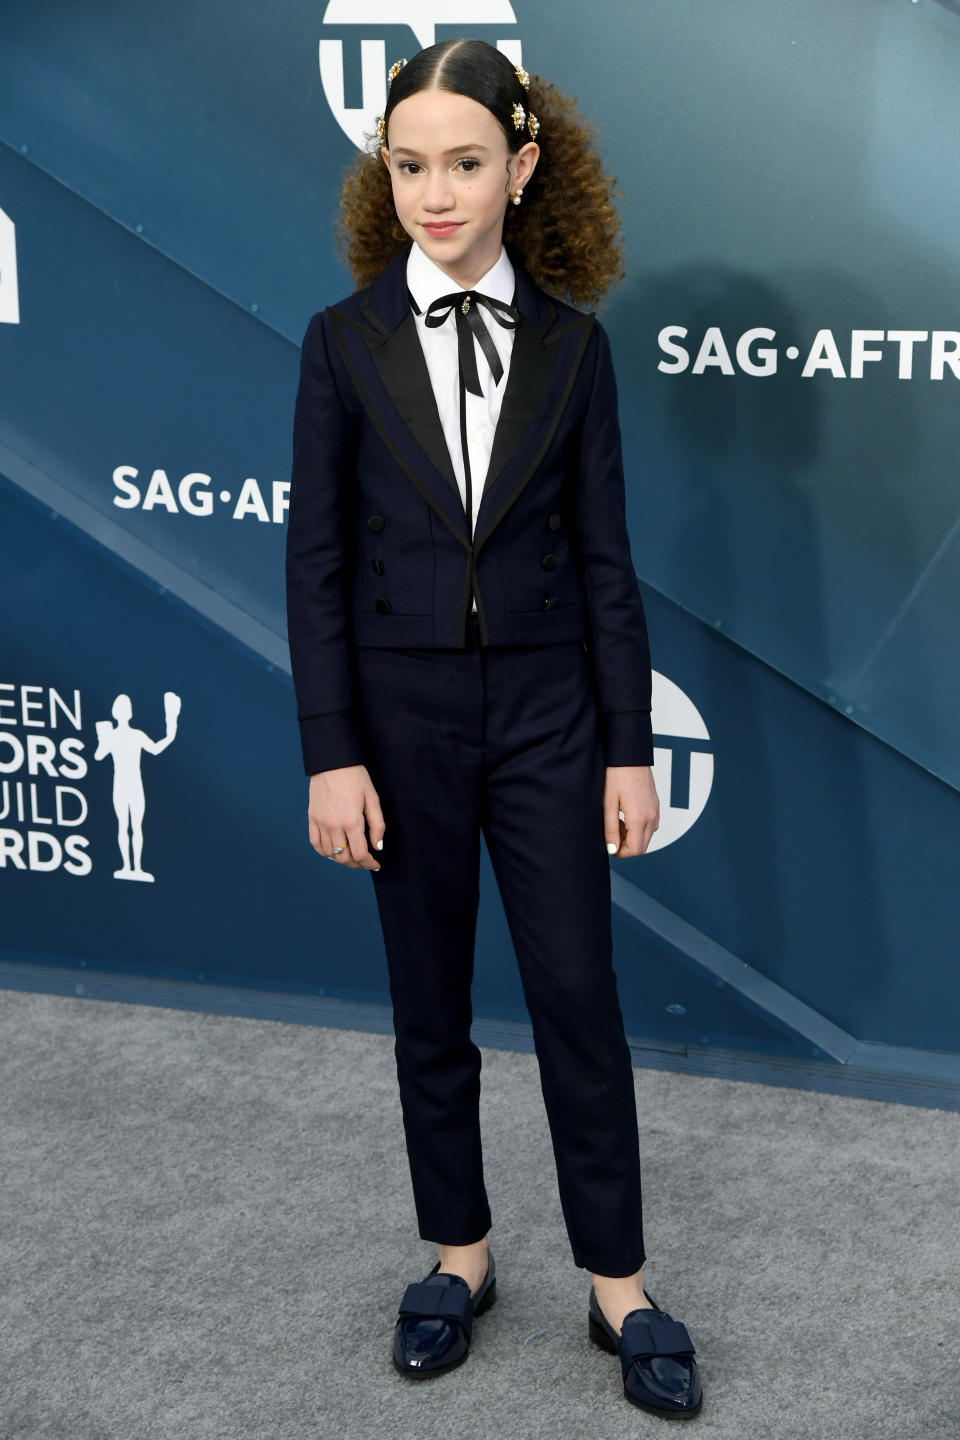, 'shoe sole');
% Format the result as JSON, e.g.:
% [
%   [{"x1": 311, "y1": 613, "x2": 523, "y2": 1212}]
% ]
[
  {"x1": 393, "y1": 1277, "x2": 497, "y2": 1380},
  {"x1": 588, "y1": 1310, "x2": 703, "y2": 1420}
]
